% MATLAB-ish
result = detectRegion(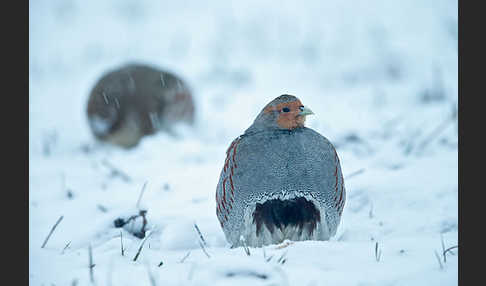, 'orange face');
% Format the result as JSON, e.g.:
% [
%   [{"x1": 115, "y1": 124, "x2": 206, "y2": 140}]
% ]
[{"x1": 264, "y1": 100, "x2": 306, "y2": 130}]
